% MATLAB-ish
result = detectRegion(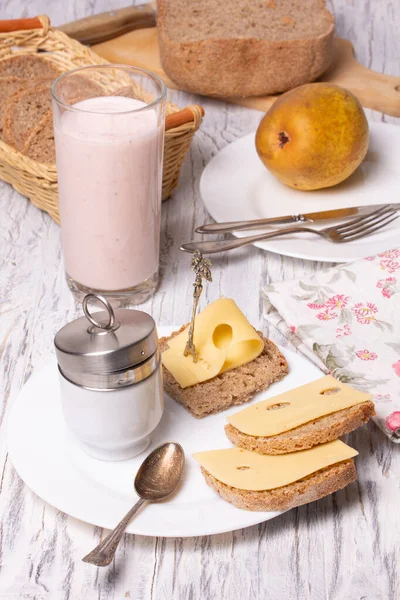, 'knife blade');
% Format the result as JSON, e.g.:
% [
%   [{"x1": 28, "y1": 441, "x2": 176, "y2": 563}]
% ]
[{"x1": 195, "y1": 203, "x2": 400, "y2": 234}]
